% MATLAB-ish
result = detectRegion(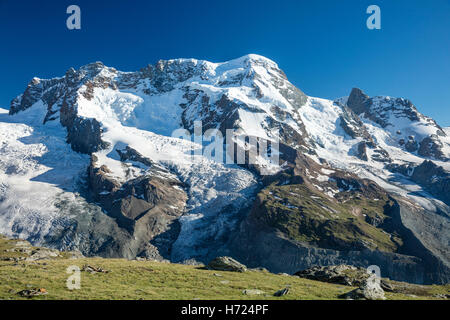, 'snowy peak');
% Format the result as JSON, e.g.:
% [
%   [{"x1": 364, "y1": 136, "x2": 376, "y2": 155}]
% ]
[
  {"x1": 347, "y1": 87, "x2": 444, "y2": 134},
  {"x1": 8, "y1": 54, "x2": 311, "y2": 156},
  {"x1": 344, "y1": 87, "x2": 449, "y2": 161},
  {"x1": 2, "y1": 54, "x2": 450, "y2": 284}
]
